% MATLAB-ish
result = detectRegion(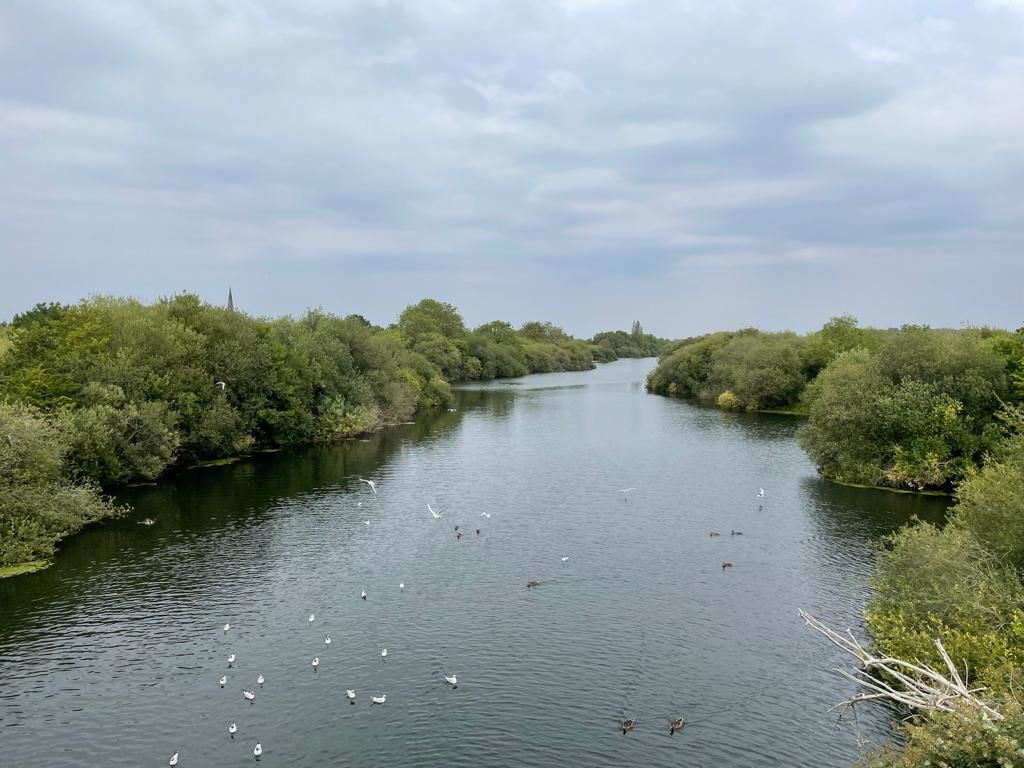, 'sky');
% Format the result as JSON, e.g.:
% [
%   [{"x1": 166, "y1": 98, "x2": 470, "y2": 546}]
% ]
[{"x1": 1, "y1": 0, "x2": 1022, "y2": 338}]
